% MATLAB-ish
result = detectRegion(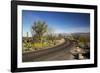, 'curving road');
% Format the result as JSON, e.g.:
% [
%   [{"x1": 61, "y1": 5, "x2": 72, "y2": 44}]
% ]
[{"x1": 22, "y1": 40, "x2": 76, "y2": 62}]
